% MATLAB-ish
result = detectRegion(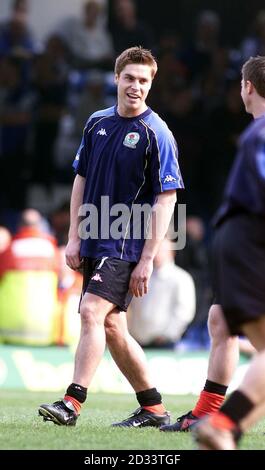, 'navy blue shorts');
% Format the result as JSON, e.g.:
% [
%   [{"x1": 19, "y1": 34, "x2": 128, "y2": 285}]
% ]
[
  {"x1": 80, "y1": 257, "x2": 136, "y2": 312},
  {"x1": 213, "y1": 213, "x2": 265, "y2": 335}
]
